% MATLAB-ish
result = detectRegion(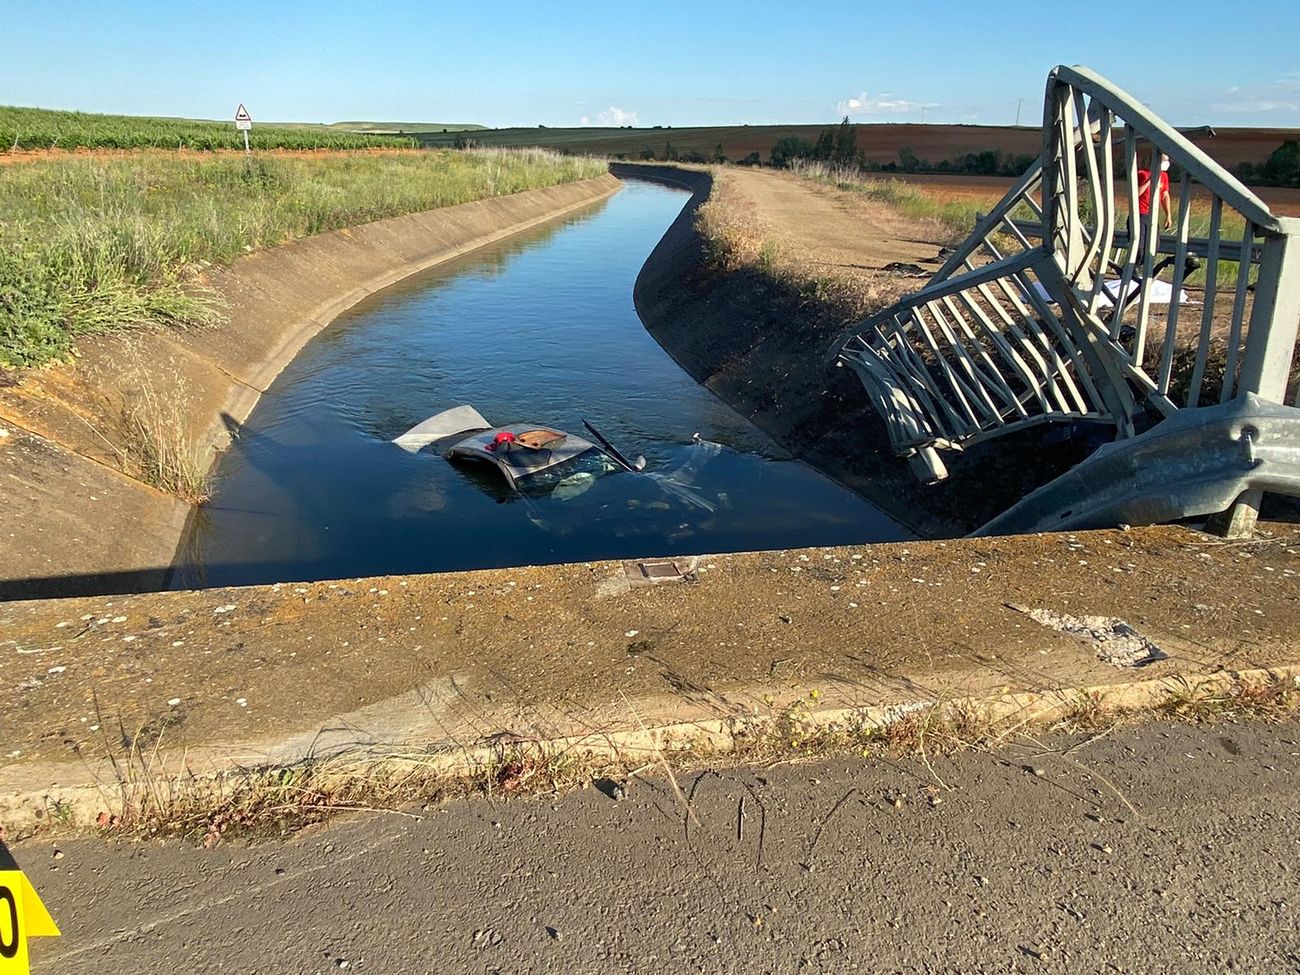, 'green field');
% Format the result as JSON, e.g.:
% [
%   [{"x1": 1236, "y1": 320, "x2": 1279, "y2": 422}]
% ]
[
  {"x1": 0, "y1": 148, "x2": 606, "y2": 367},
  {"x1": 0, "y1": 106, "x2": 490, "y2": 151}
]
